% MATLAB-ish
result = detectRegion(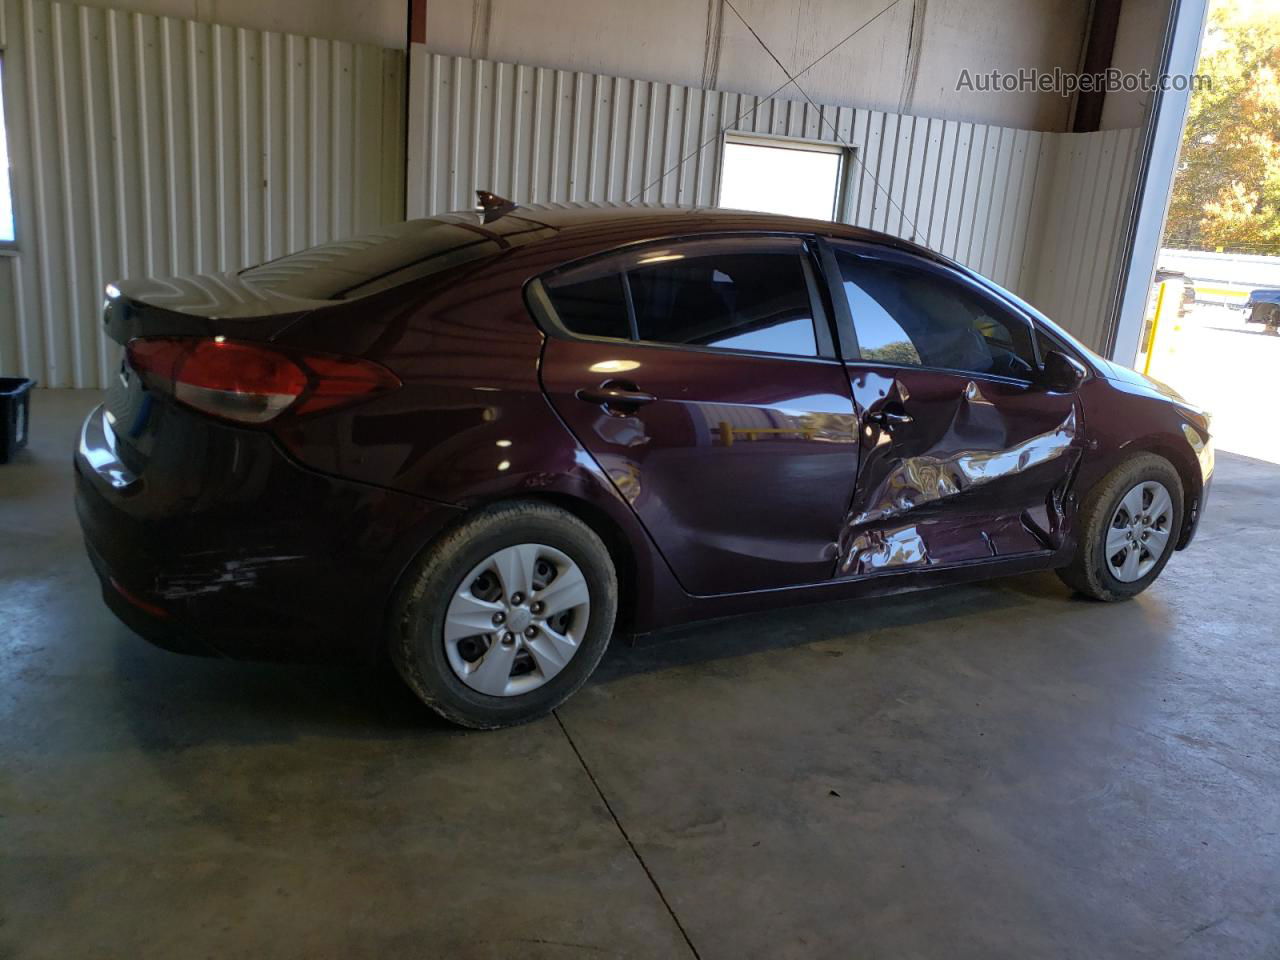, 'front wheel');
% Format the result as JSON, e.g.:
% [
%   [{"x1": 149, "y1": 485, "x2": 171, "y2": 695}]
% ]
[
  {"x1": 391, "y1": 501, "x2": 617, "y2": 729},
  {"x1": 1057, "y1": 454, "x2": 1184, "y2": 601}
]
